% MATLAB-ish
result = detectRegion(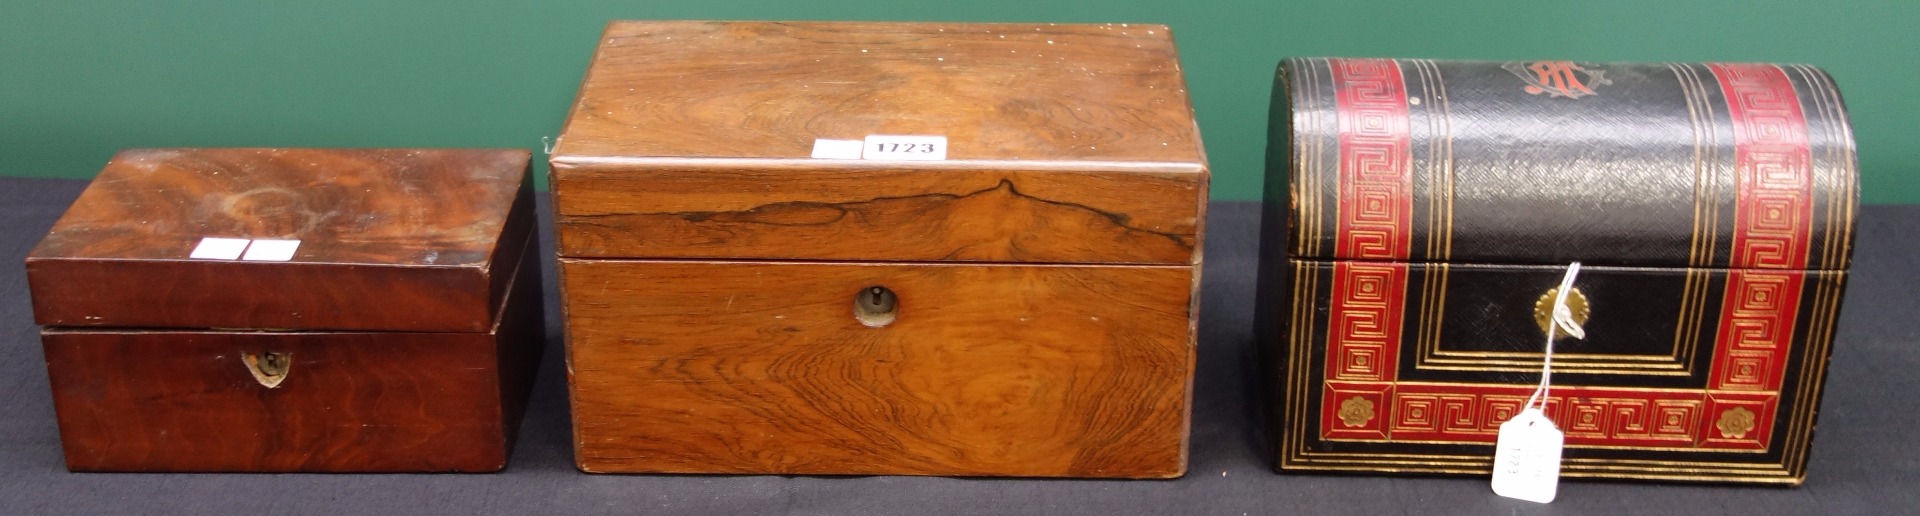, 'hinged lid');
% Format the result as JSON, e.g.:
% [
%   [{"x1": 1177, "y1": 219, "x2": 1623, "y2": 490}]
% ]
[
  {"x1": 1276, "y1": 58, "x2": 1857, "y2": 270},
  {"x1": 27, "y1": 148, "x2": 534, "y2": 332},
  {"x1": 551, "y1": 21, "x2": 1207, "y2": 265}
]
